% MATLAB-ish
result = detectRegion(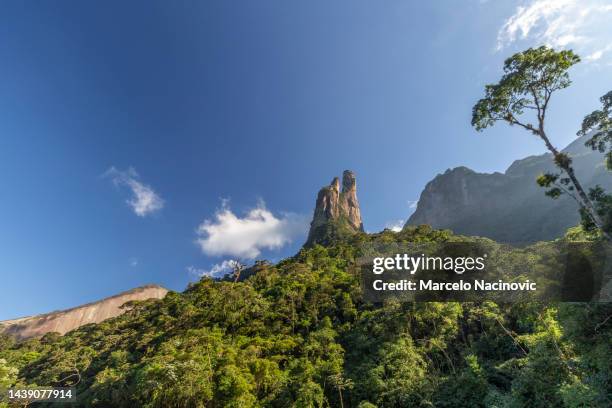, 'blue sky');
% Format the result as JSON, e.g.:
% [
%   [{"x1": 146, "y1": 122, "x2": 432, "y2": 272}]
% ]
[{"x1": 1, "y1": 0, "x2": 611, "y2": 319}]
